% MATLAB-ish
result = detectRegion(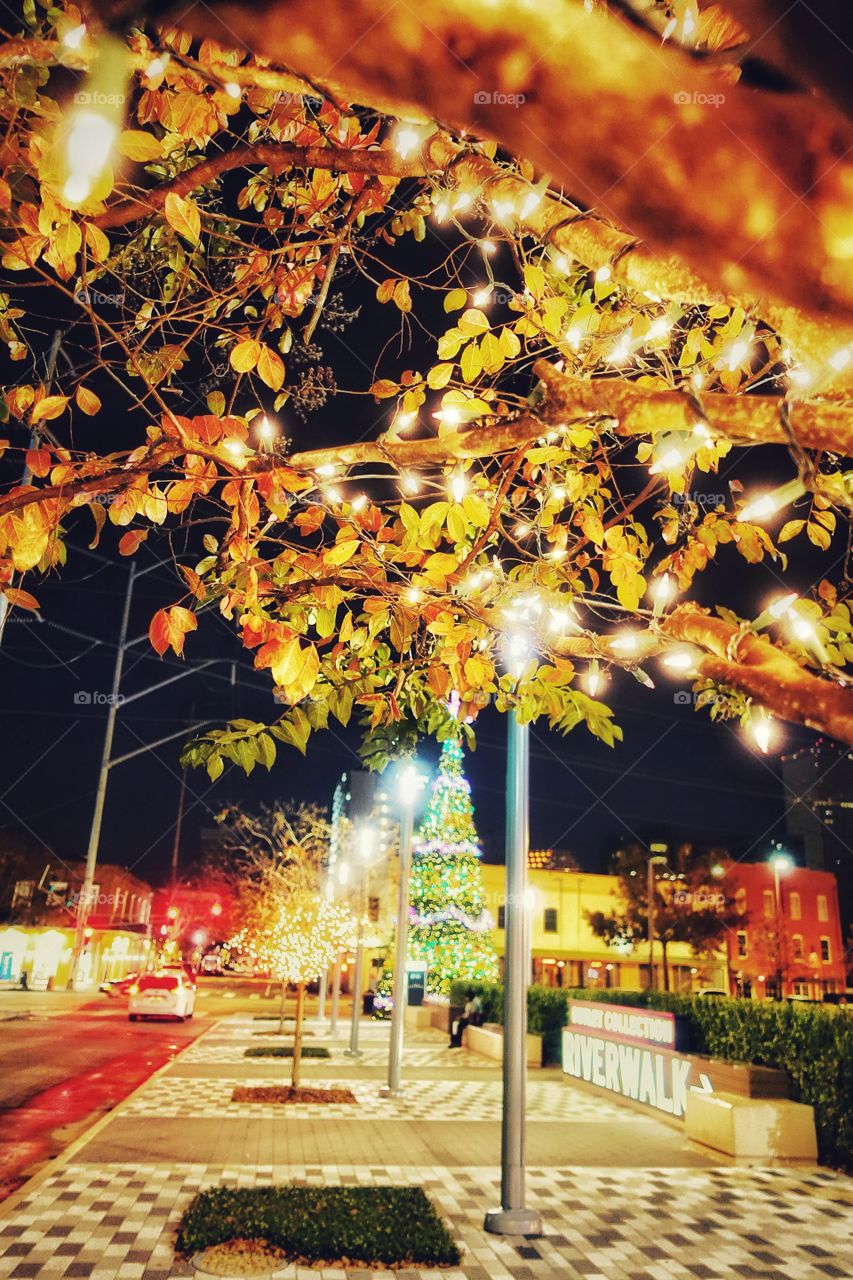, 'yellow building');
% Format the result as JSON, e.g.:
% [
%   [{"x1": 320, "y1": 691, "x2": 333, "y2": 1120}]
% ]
[
  {"x1": 480, "y1": 861, "x2": 728, "y2": 993},
  {"x1": 0, "y1": 924, "x2": 153, "y2": 990}
]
